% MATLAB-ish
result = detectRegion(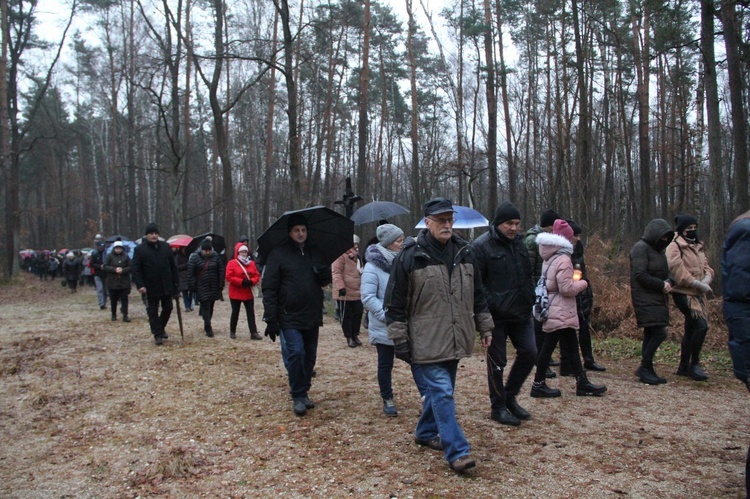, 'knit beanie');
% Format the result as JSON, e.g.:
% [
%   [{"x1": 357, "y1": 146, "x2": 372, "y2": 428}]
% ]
[
  {"x1": 200, "y1": 239, "x2": 213, "y2": 251},
  {"x1": 238, "y1": 245, "x2": 248, "y2": 254},
  {"x1": 674, "y1": 213, "x2": 698, "y2": 234},
  {"x1": 287, "y1": 213, "x2": 308, "y2": 231},
  {"x1": 113, "y1": 241, "x2": 123, "y2": 248},
  {"x1": 377, "y1": 224, "x2": 404, "y2": 247},
  {"x1": 566, "y1": 219, "x2": 582, "y2": 236},
  {"x1": 492, "y1": 201, "x2": 521, "y2": 226},
  {"x1": 540, "y1": 209, "x2": 561, "y2": 228},
  {"x1": 144, "y1": 223, "x2": 159, "y2": 235},
  {"x1": 553, "y1": 219, "x2": 574, "y2": 242}
]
